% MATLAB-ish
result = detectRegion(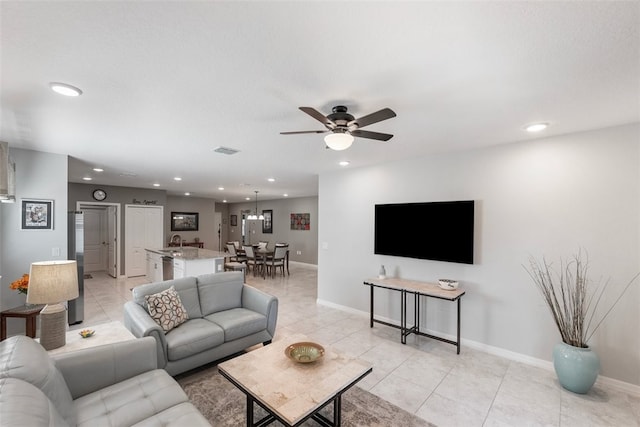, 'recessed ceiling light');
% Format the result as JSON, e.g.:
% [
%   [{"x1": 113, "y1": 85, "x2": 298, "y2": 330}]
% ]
[
  {"x1": 267, "y1": 178, "x2": 275, "y2": 182},
  {"x1": 82, "y1": 177, "x2": 92, "y2": 181},
  {"x1": 222, "y1": 199, "x2": 227, "y2": 203},
  {"x1": 49, "y1": 82, "x2": 83, "y2": 97},
  {"x1": 174, "y1": 177, "x2": 182, "y2": 181},
  {"x1": 525, "y1": 122, "x2": 549, "y2": 132},
  {"x1": 218, "y1": 186, "x2": 224, "y2": 190},
  {"x1": 283, "y1": 193, "x2": 288, "y2": 197},
  {"x1": 339, "y1": 161, "x2": 350, "y2": 167},
  {"x1": 93, "y1": 168, "x2": 104, "y2": 172},
  {"x1": 153, "y1": 183, "x2": 160, "y2": 187},
  {"x1": 245, "y1": 197, "x2": 251, "y2": 201},
  {"x1": 184, "y1": 192, "x2": 190, "y2": 196}
]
